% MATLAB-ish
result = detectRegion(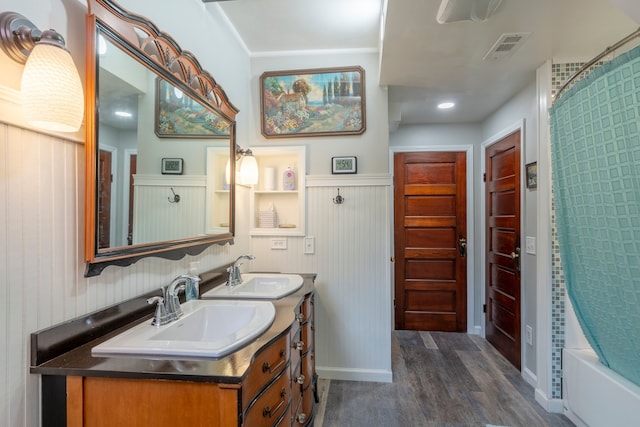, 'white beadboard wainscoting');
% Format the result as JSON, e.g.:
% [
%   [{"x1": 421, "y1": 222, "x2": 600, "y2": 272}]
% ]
[
  {"x1": 0, "y1": 123, "x2": 244, "y2": 427},
  {"x1": 250, "y1": 175, "x2": 393, "y2": 382},
  {"x1": 133, "y1": 175, "x2": 207, "y2": 244}
]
